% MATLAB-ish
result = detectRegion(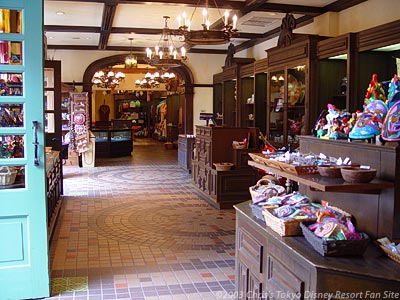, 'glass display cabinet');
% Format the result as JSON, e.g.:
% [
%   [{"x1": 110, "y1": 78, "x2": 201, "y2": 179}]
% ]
[
  {"x1": 92, "y1": 129, "x2": 132, "y2": 157},
  {"x1": 266, "y1": 35, "x2": 321, "y2": 149},
  {"x1": 239, "y1": 62, "x2": 255, "y2": 128},
  {"x1": 268, "y1": 66, "x2": 306, "y2": 148}
]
